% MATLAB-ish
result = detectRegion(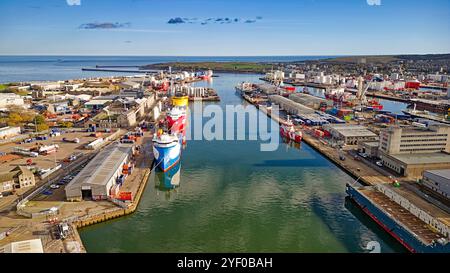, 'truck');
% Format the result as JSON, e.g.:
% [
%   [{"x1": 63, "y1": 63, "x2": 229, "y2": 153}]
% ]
[
  {"x1": 64, "y1": 154, "x2": 77, "y2": 163},
  {"x1": 39, "y1": 144, "x2": 59, "y2": 155},
  {"x1": 13, "y1": 147, "x2": 39, "y2": 158},
  {"x1": 62, "y1": 137, "x2": 80, "y2": 144},
  {"x1": 85, "y1": 138, "x2": 104, "y2": 150}
]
